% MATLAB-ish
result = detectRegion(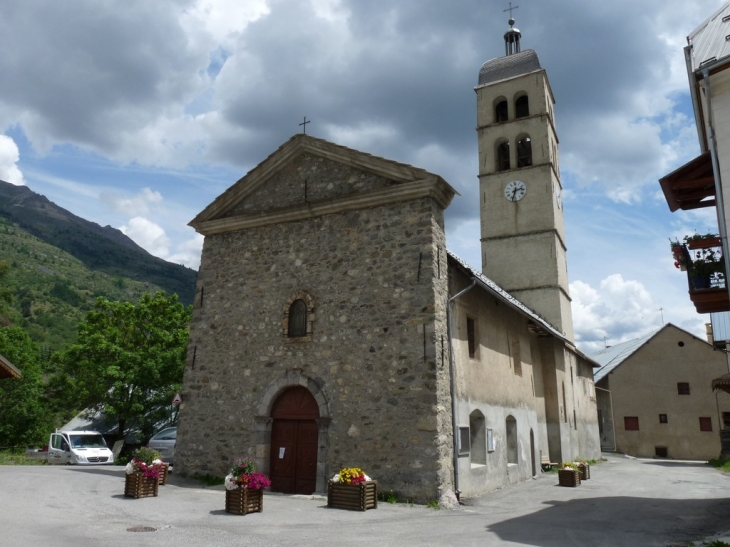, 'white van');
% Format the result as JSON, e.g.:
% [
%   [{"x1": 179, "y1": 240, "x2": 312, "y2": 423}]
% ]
[{"x1": 47, "y1": 430, "x2": 114, "y2": 465}]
